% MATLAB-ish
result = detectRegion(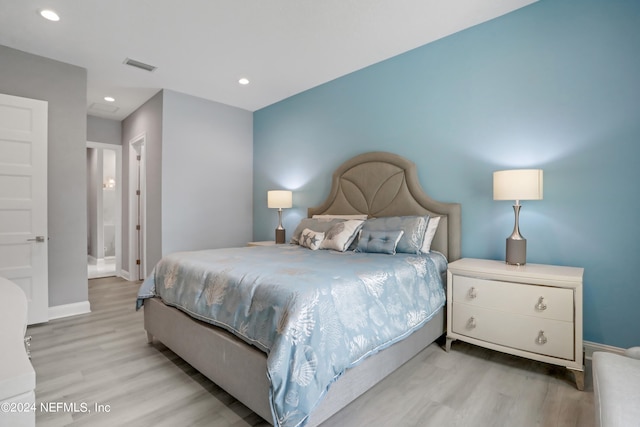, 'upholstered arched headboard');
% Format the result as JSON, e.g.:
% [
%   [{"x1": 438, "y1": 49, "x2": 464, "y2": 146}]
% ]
[{"x1": 308, "y1": 152, "x2": 461, "y2": 261}]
